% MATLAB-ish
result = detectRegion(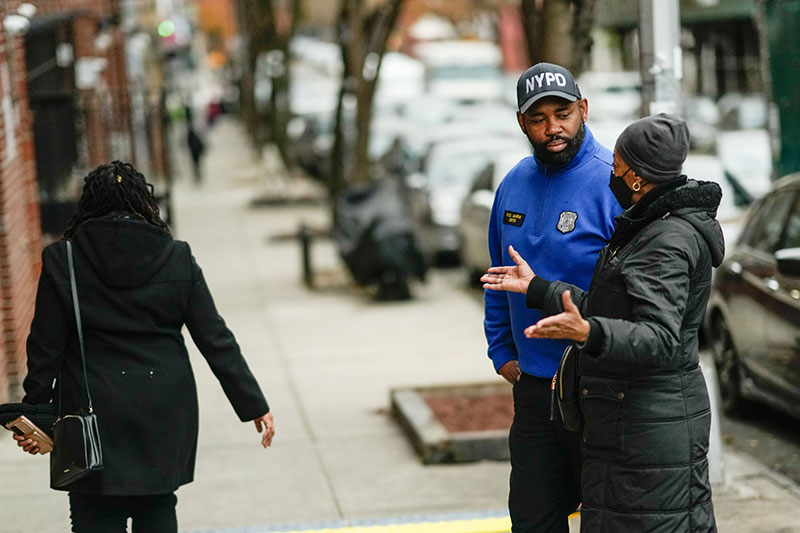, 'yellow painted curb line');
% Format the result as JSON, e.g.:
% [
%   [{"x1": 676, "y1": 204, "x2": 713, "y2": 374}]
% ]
[
  {"x1": 283, "y1": 517, "x2": 510, "y2": 533},
  {"x1": 281, "y1": 511, "x2": 579, "y2": 532}
]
